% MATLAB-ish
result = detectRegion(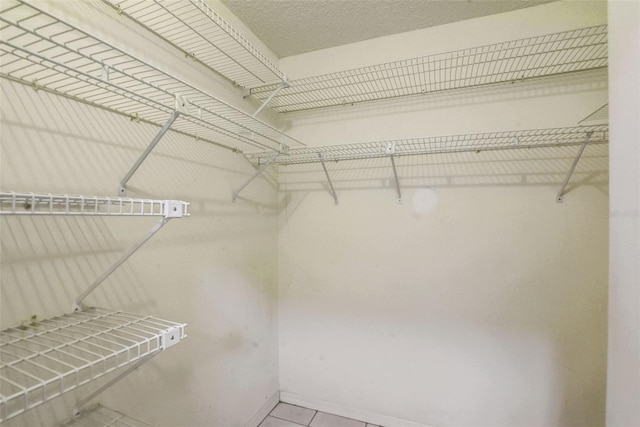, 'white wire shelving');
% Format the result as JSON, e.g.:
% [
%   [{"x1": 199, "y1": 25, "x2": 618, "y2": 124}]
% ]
[
  {"x1": 0, "y1": 308, "x2": 186, "y2": 422},
  {"x1": 245, "y1": 125, "x2": 609, "y2": 165},
  {"x1": 65, "y1": 404, "x2": 154, "y2": 427},
  {"x1": 0, "y1": 0, "x2": 302, "y2": 153},
  {"x1": 0, "y1": 192, "x2": 189, "y2": 217},
  {"x1": 250, "y1": 25, "x2": 608, "y2": 113},
  {"x1": 104, "y1": 0, "x2": 285, "y2": 89}
]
